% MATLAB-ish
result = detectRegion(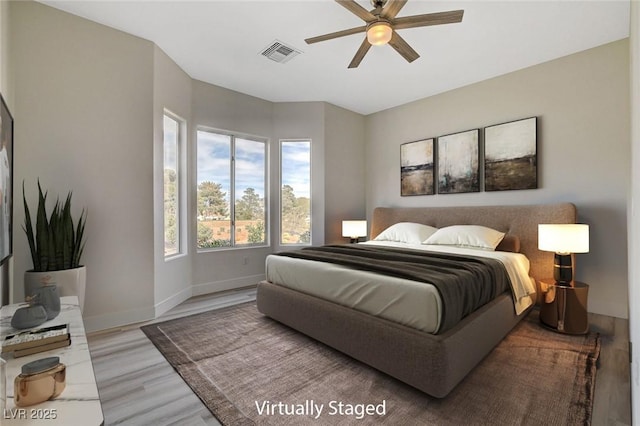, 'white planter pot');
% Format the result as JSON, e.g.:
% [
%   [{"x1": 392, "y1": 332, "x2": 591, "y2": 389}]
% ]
[{"x1": 24, "y1": 266, "x2": 87, "y2": 312}]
